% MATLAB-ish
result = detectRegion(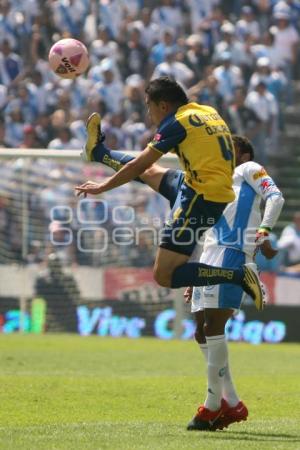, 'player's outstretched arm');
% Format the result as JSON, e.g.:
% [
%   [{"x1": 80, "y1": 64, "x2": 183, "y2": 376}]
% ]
[
  {"x1": 243, "y1": 162, "x2": 285, "y2": 256},
  {"x1": 76, "y1": 146, "x2": 162, "y2": 196}
]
